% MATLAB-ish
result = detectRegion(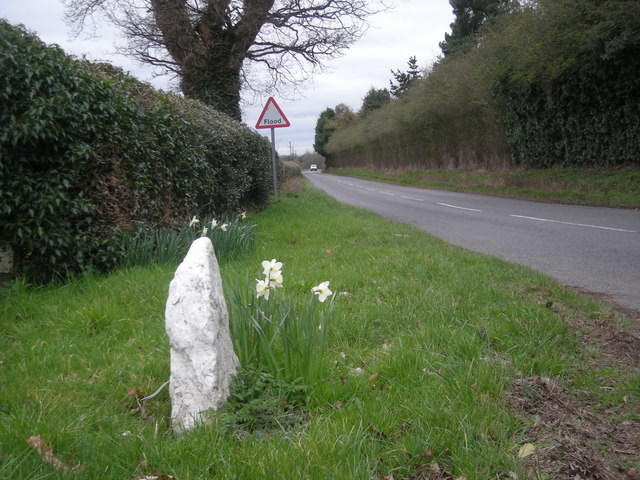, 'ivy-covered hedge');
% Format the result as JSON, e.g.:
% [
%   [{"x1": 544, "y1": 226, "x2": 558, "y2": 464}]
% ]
[
  {"x1": 486, "y1": 1, "x2": 640, "y2": 168},
  {"x1": 0, "y1": 20, "x2": 272, "y2": 280}
]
